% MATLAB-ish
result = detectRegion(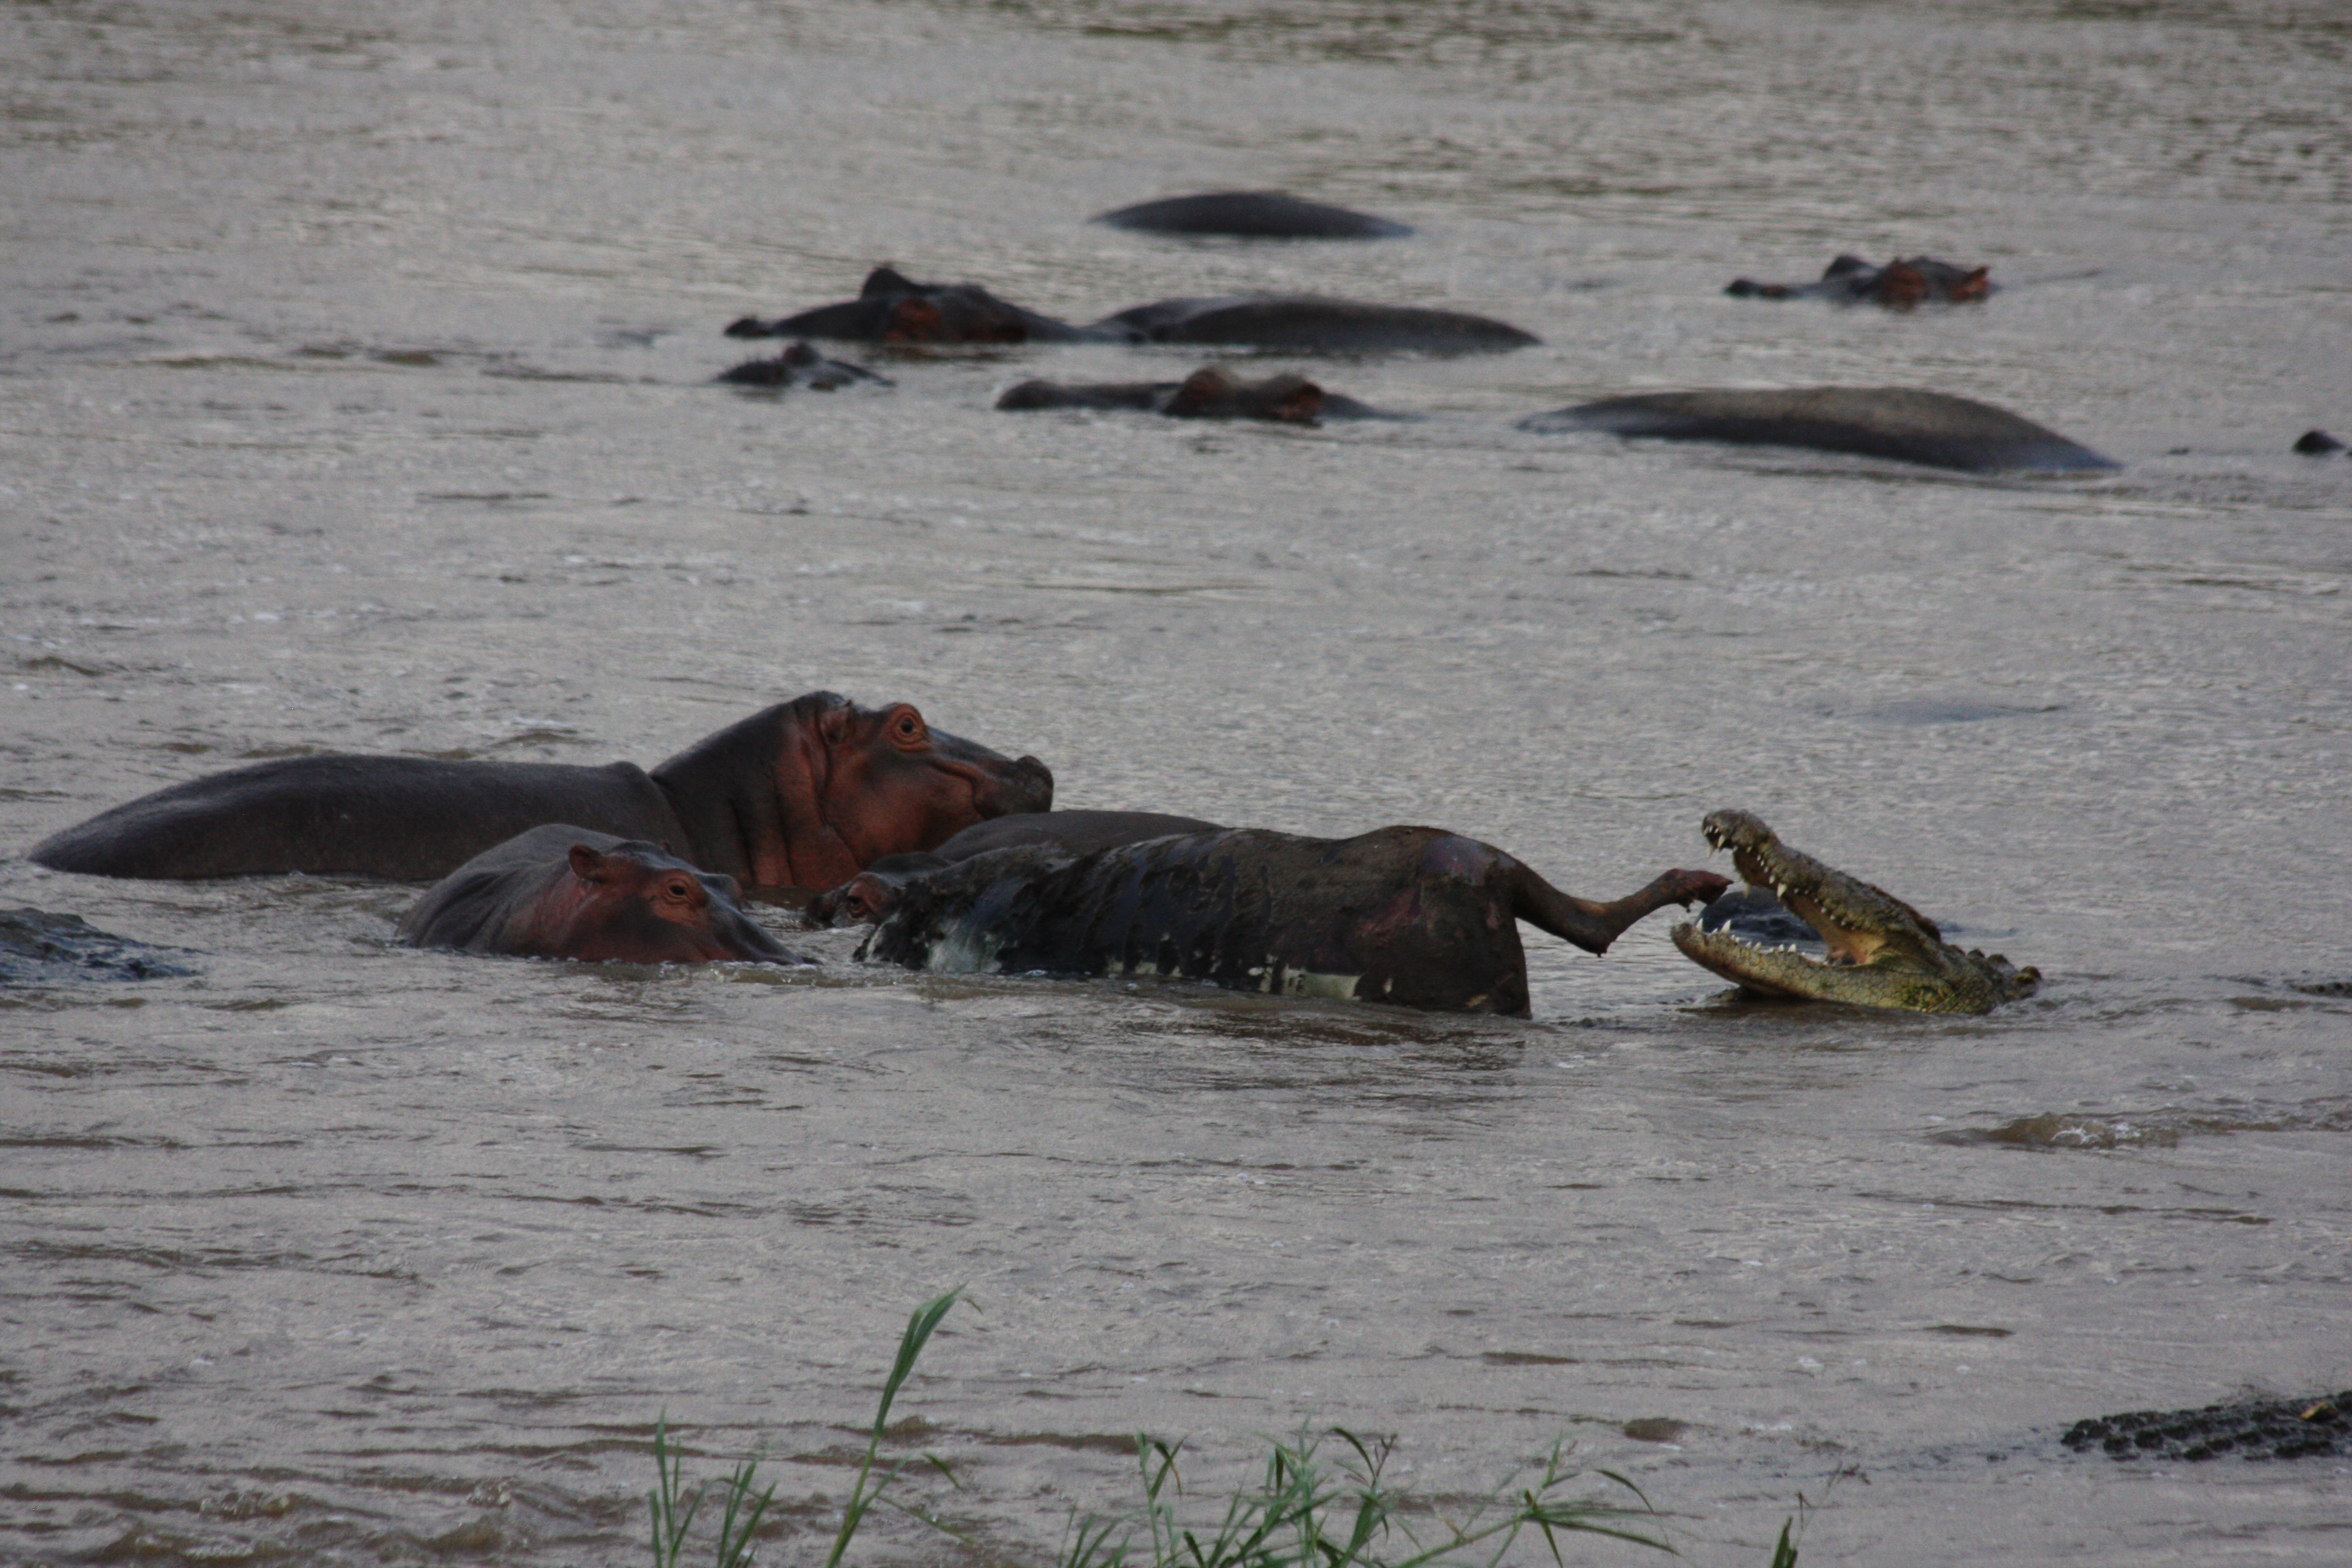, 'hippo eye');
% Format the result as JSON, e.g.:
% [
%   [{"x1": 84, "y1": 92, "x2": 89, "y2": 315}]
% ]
[
  {"x1": 892, "y1": 710, "x2": 925, "y2": 742},
  {"x1": 664, "y1": 878, "x2": 693, "y2": 900}
]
